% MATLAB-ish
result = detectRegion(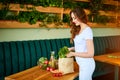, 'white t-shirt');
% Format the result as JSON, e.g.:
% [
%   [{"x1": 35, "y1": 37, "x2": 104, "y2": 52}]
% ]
[
  {"x1": 73, "y1": 27, "x2": 95, "y2": 80},
  {"x1": 74, "y1": 27, "x2": 93, "y2": 53}
]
